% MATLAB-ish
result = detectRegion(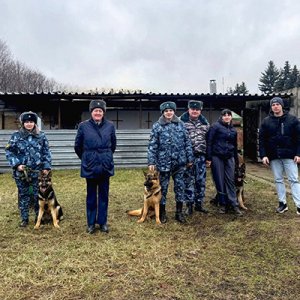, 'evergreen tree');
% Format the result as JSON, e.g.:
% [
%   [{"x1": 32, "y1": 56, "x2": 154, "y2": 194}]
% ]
[
  {"x1": 227, "y1": 82, "x2": 248, "y2": 94},
  {"x1": 296, "y1": 73, "x2": 300, "y2": 88},
  {"x1": 276, "y1": 61, "x2": 292, "y2": 91},
  {"x1": 285, "y1": 65, "x2": 299, "y2": 89},
  {"x1": 258, "y1": 60, "x2": 280, "y2": 93},
  {"x1": 238, "y1": 82, "x2": 248, "y2": 93},
  {"x1": 227, "y1": 87, "x2": 234, "y2": 93}
]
